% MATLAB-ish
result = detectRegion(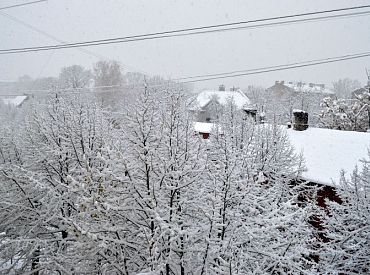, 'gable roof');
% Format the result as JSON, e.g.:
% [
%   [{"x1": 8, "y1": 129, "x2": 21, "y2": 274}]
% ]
[
  {"x1": 268, "y1": 81, "x2": 334, "y2": 95},
  {"x1": 194, "y1": 89, "x2": 251, "y2": 110},
  {"x1": 1, "y1": 96, "x2": 28, "y2": 107},
  {"x1": 285, "y1": 127, "x2": 370, "y2": 187},
  {"x1": 352, "y1": 86, "x2": 369, "y2": 98},
  {"x1": 285, "y1": 82, "x2": 334, "y2": 95},
  {"x1": 193, "y1": 122, "x2": 214, "y2": 133}
]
